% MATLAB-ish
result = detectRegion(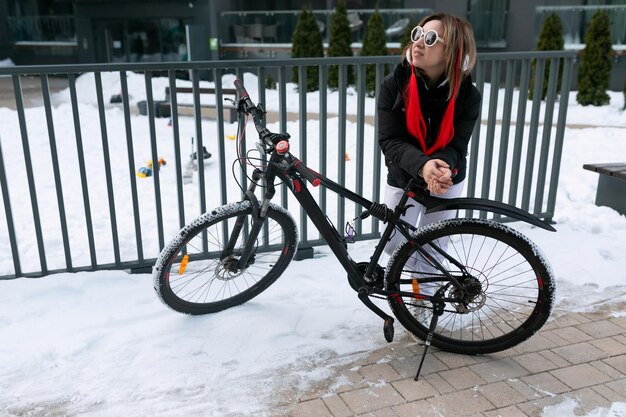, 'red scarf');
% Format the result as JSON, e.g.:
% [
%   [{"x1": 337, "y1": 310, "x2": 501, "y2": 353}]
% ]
[{"x1": 404, "y1": 49, "x2": 461, "y2": 156}]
